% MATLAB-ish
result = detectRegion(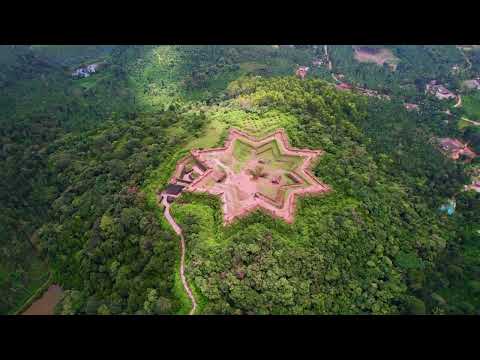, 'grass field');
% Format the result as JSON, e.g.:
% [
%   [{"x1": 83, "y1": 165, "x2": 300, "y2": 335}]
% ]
[
  {"x1": 186, "y1": 118, "x2": 228, "y2": 150},
  {"x1": 462, "y1": 92, "x2": 480, "y2": 119},
  {"x1": 458, "y1": 118, "x2": 472, "y2": 130},
  {"x1": 256, "y1": 141, "x2": 303, "y2": 170},
  {"x1": 232, "y1": 139, "x2": 254, "y2": 171},
  {"x1": 210, "y1": 108, "x2": 300, "y2": 137}
]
